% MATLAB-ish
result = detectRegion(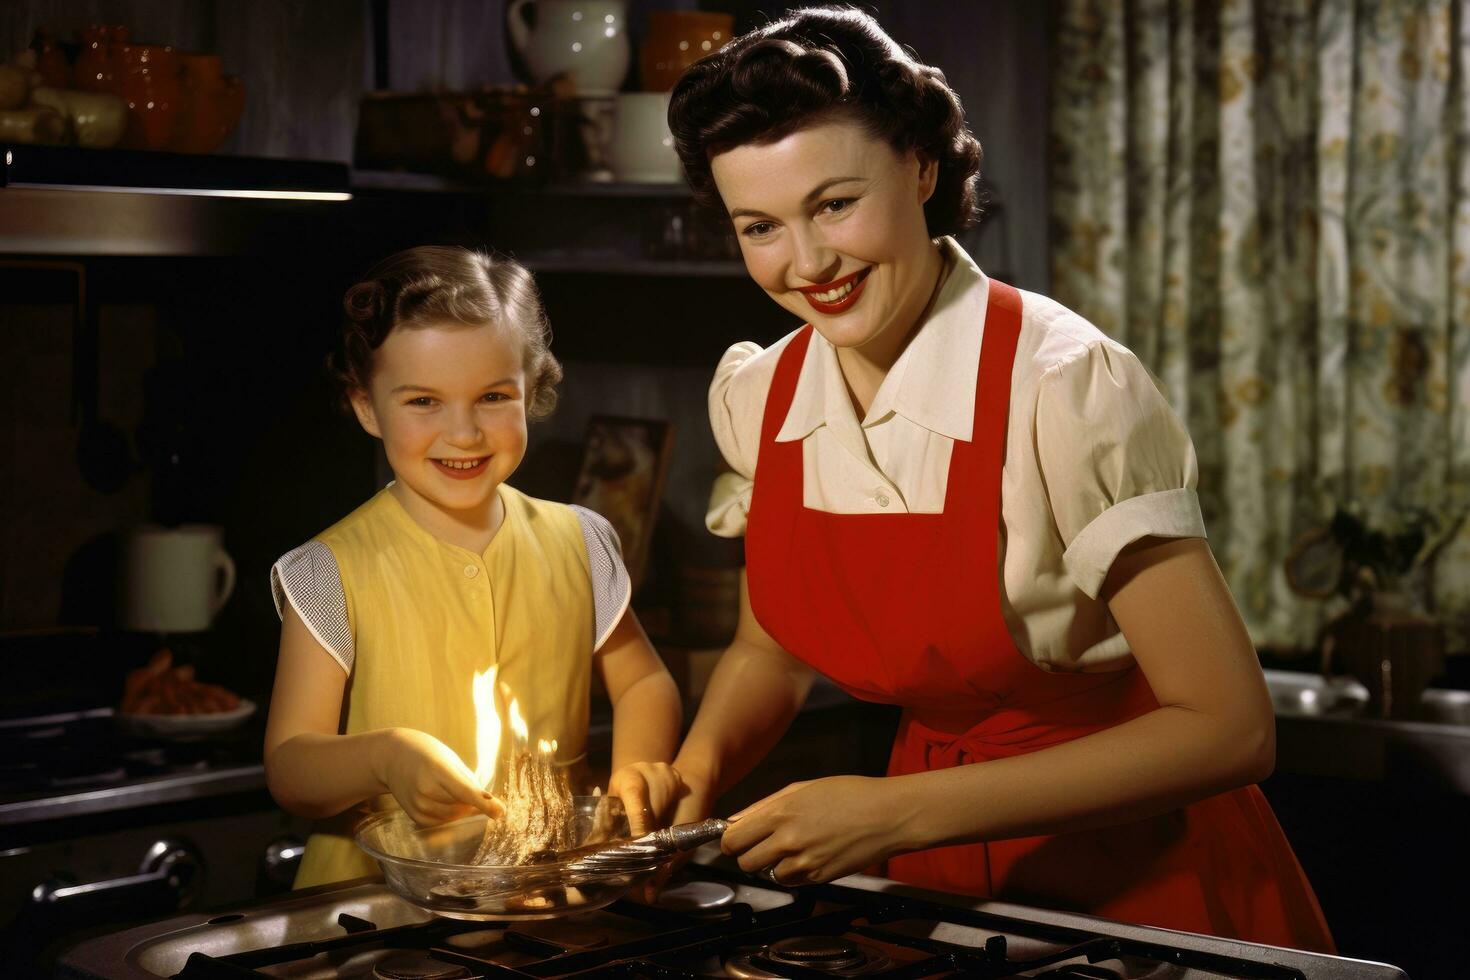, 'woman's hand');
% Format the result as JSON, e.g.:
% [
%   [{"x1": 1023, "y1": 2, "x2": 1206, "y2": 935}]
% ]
[
  {"x1": 721, "y1": 775, "x2": 912, "y2": 885},
  {"x1": 608, "y1": 761, "x2": 684, "y2": 836},
  {"x1": 375, "y1": 728, "x2": 504, "y2": 827}
]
